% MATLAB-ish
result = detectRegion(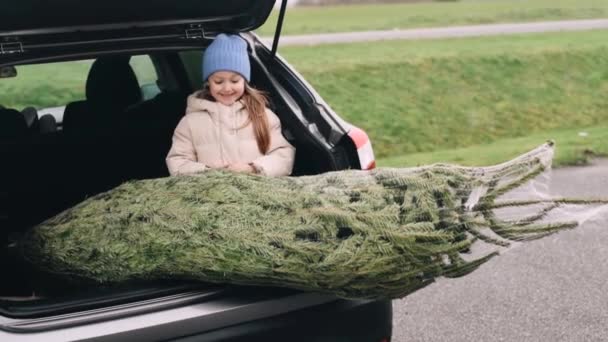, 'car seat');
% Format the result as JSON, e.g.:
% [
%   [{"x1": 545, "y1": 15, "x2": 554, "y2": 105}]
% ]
[
  {"x1": 62, "y1": 55, "x2": 142, "y2": 140},
  {"x1": 38, "y1": 113, "x2": 58, "y2": 134},
  {"x1": 0, "y1": 107, "x2": 29, "y2": 142},
  {"x1": 21, "y1": 106, "x2": 39, "y2": 132}
]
